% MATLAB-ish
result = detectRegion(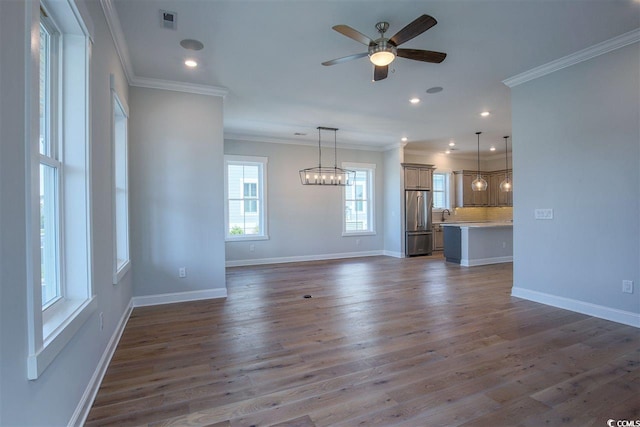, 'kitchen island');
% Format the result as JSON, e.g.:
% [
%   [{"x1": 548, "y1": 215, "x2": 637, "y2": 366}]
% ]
[{"x1": 441, "y1": 222, "x2": 513, "y2": 266}]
